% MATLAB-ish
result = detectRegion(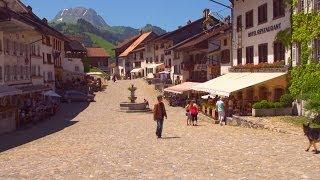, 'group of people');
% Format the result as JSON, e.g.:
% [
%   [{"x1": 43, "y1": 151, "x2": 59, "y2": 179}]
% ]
[{"x1": 152, "y1": 95, "x2": 227, "y2": 139}]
